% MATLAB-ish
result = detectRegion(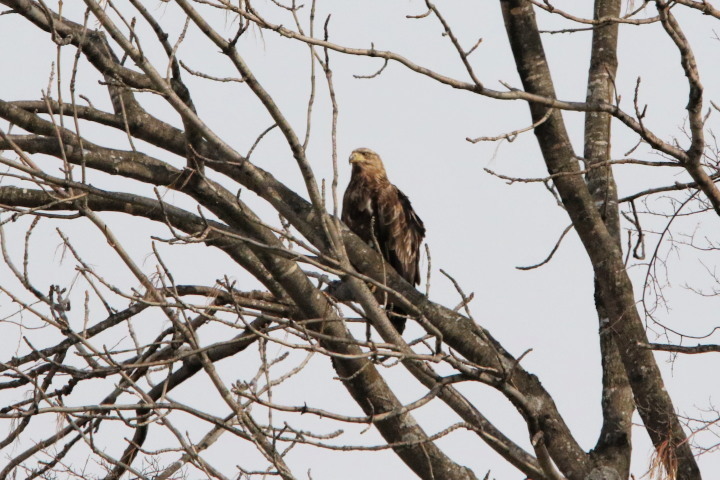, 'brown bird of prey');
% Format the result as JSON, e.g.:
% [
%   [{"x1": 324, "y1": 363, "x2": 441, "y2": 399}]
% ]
[{"x1": 342, "y1": 148, "x2": 426, "y2": 333}]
